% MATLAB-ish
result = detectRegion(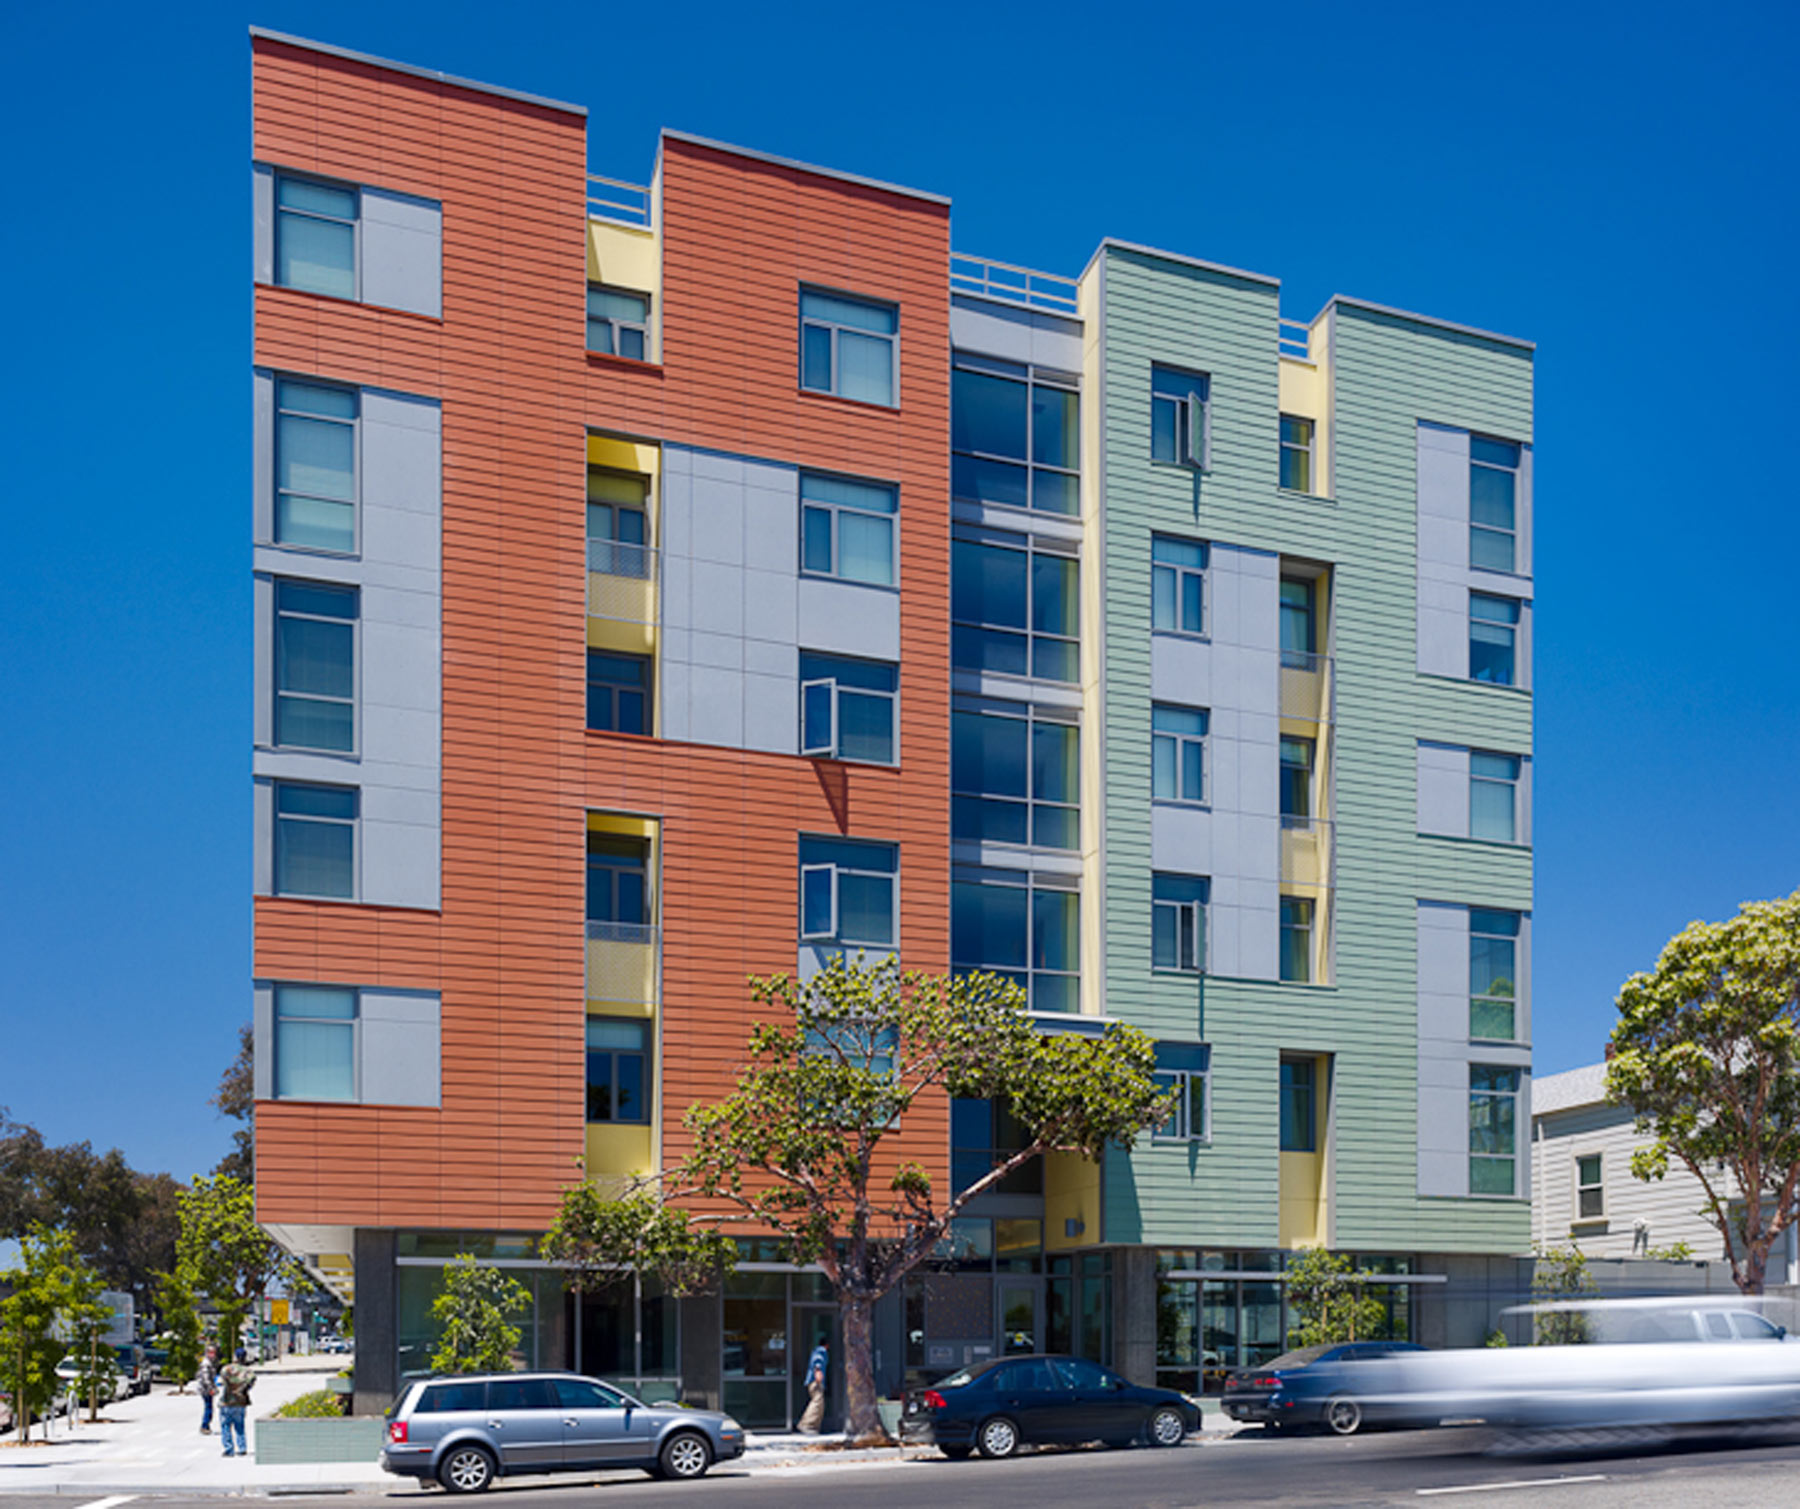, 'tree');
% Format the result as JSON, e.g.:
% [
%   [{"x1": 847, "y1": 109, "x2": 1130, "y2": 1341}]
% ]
[
  {"x1": 1284, "y1": 1248, "x2": 1388, "y2": 1347},
  {"x1": 157, "y1": 1267, "x2": 205, "y2": 1392},
  {"x1": 428, "y1": 1255, "x2": 529, "y2": 1374},
  {"x1": 543, "y1": 1183, "x2": 734, "y2": 1299},
  {"x1": 548, "y1": 957, "x2": 1171, "y2": 1441},
  {"x1": 1530, "y1": 1244, "x2": 1597, "y2": 1345},
  {"x1": 67, "y1": 1296, "x2": 120, "y2": 1424},
  {"x1": 1607, "y1": 890, "x2": 1800, "y2": 1293},
  {"x1": 176, "y1": 1174, "x2": 289, "y2": 1355},
  {"x1": 213, "y1": 1024, "x2": 255, "y2": 1184},
  {"x1": 0, "y1": 1226, "x2": 96, "y2": 1443}
]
